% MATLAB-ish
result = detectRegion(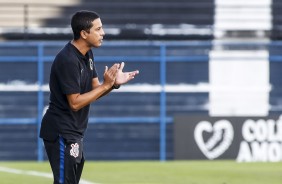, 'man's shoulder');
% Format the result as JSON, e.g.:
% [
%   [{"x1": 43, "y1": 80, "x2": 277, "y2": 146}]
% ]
[
  {"x1": 57, "y1": 42, "x2": 75, "y2": 57},
  {"x1": 54, "y1": 44, "x2": 78, "y2": 65}
]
